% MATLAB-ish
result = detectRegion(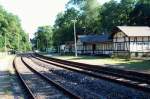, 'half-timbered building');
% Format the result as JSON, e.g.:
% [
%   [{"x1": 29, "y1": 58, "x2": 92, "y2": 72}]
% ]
[
  {"x1": 60, "y1": 26, "x2": 150, "y2": 58},
  {"x1": 113, "y1": 26, "x2": 150, "y2": 57}
]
